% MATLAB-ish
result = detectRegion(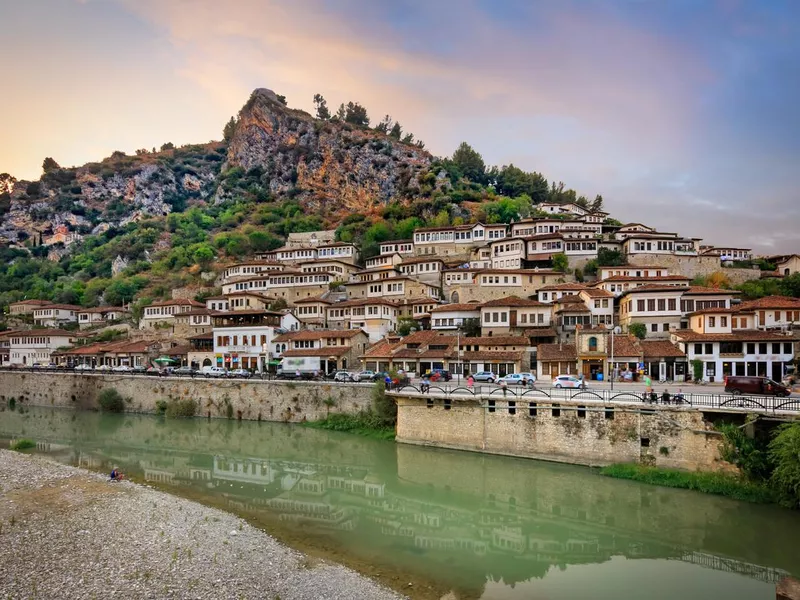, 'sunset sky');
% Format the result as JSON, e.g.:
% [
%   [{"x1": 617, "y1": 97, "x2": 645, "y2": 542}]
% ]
[{"x1": 1, "y1": 0, "x2": 798, "y2": 252}]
